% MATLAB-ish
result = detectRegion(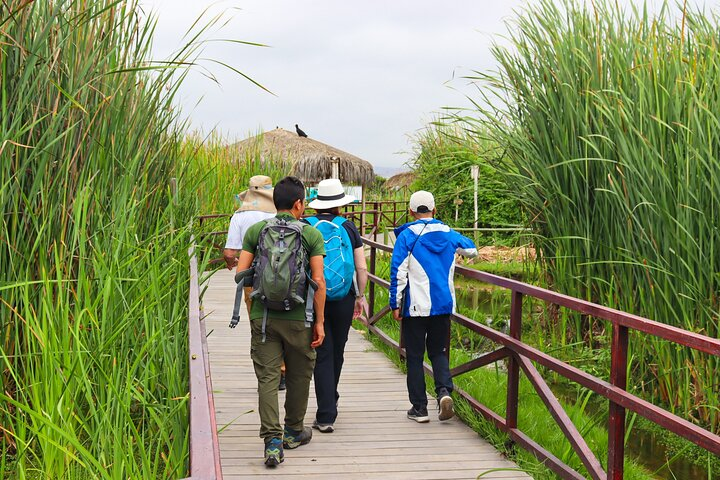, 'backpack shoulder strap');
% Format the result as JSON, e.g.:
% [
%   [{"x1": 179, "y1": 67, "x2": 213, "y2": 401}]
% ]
[
  {"x1": 331, "y1": 216, "x2": 347, "y2": 227},
  {"x1": 306, "y1": 216, "x2": 319, "y2": 226}
]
